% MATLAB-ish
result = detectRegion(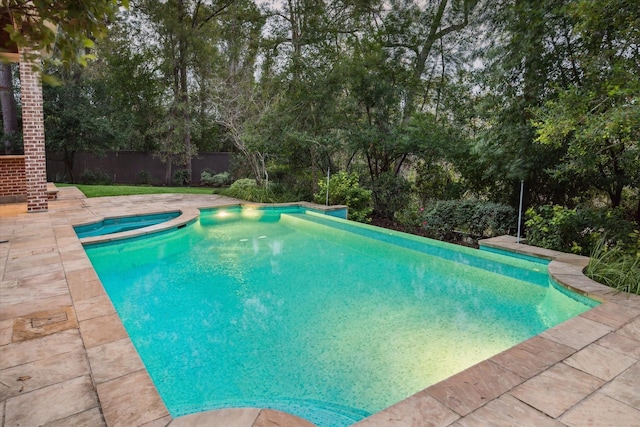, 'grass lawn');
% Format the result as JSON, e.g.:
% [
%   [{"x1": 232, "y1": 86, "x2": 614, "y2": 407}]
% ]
[{"x1": 56, "y1": 183, "x2": 214, "y2": 198}]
